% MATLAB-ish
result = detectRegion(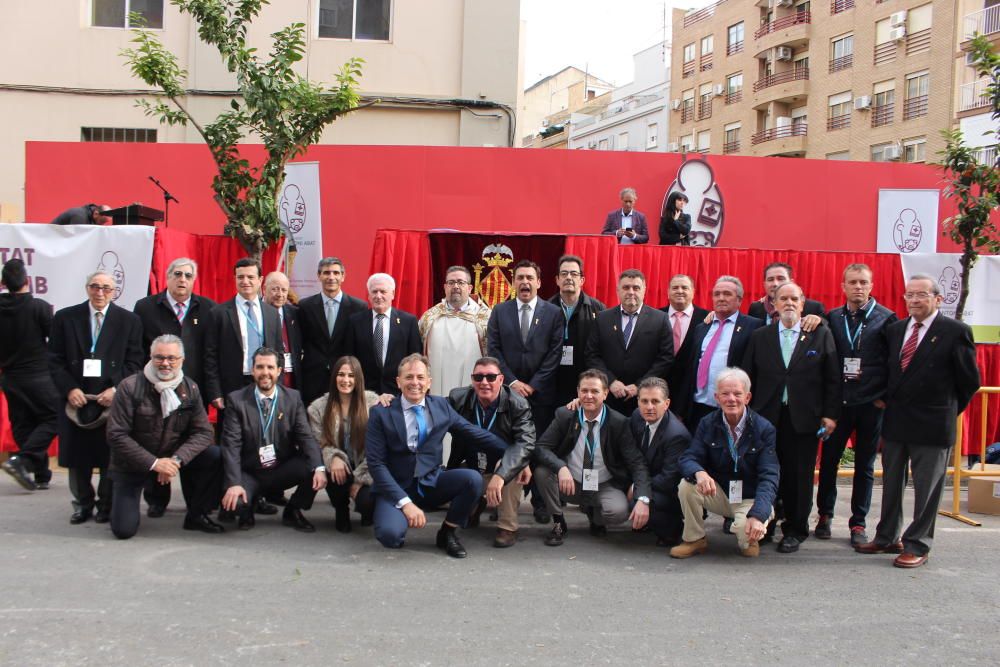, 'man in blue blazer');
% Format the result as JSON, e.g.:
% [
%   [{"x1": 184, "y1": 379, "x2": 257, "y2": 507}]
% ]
[
  {"x1": 366, "y1": 354, "x2": 524, "y2": 558},
  {"x1": 600, "y1": 187, "x2": 649, "y2": 244}
]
